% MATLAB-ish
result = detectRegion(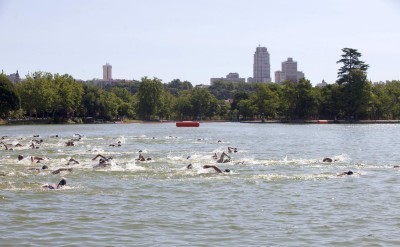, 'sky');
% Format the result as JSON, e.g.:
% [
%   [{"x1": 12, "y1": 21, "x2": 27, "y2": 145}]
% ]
[{"x1": 1, "y1": 0, "x2": 399, "y2": 85}]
